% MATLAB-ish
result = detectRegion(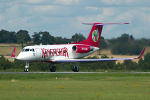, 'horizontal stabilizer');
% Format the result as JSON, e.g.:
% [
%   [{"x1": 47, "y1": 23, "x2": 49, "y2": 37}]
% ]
[
  {"x1": 82, "y1": 23, "x2": 129, "y2": 26},
  {"x1": 9, "y1": 57, "x2": 17, "y2": 59}
]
